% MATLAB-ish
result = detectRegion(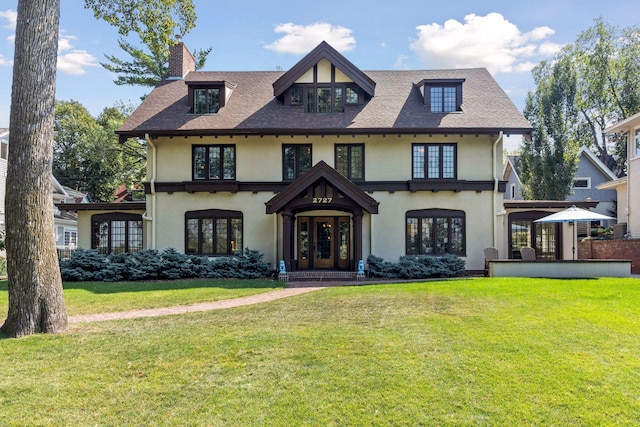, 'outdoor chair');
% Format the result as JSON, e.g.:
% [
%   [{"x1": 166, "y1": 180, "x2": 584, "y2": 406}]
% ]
[
  {"x1": 483, "y1": 247, "x2": 499, "y2": 276},
  {"x1": 520, "y1": 247, "x2": 537, "y2": 261}
]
